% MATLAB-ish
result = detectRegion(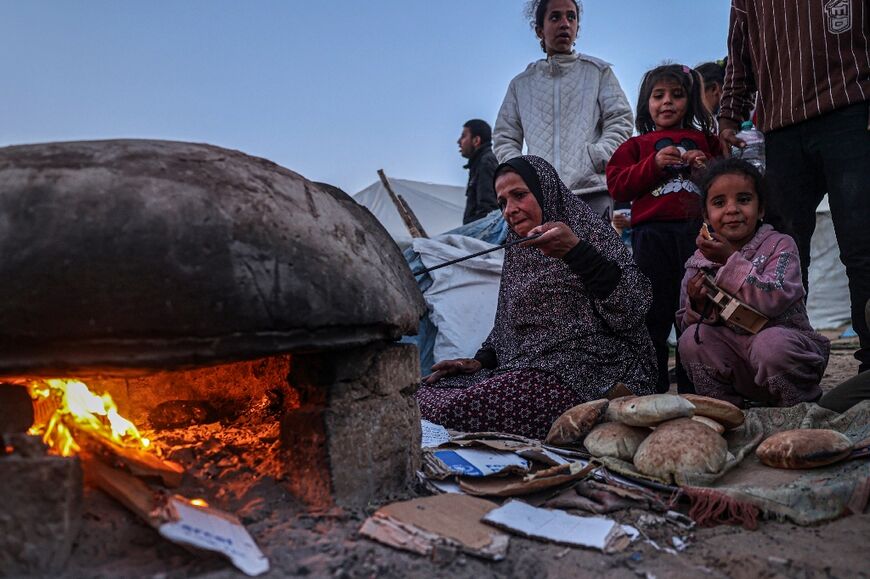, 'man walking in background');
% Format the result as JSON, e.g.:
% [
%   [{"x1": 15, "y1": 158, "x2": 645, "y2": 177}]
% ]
[
  {"x1": 719, "y1": 0, "x2": 870, "y2": 373},
  {"x1": 458, "y1": 119, "x2": 499, "y2": 224}
]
